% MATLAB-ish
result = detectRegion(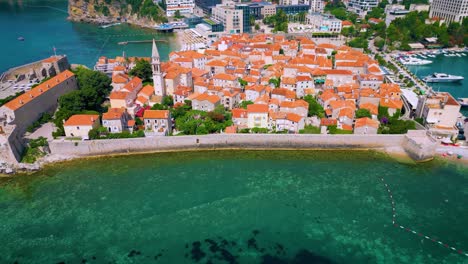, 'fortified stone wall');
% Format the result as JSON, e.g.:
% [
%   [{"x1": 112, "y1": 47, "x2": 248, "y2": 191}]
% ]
[
  {"x1": 402, "y1": 130, "x2": 438, "y2": 161},
  {"x1": 48, "y1": 134, "x2": 406, "y2": 157}
]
